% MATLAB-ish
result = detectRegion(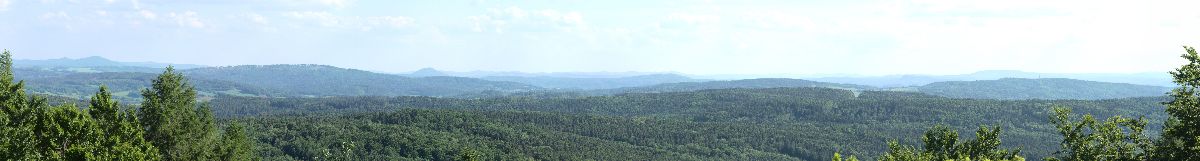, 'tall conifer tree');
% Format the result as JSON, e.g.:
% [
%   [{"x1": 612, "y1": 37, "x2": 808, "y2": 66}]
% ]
[{"x1": 139, "y1": 66, "x2": 218, "y2": 160}]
